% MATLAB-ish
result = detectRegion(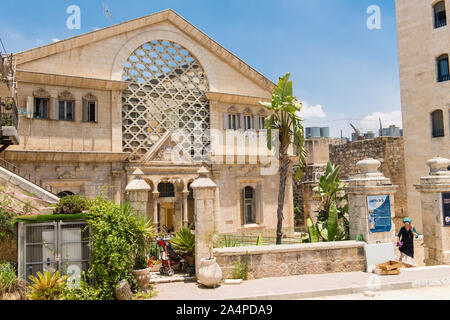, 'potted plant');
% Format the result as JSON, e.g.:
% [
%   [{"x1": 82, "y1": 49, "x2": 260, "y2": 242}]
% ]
[
  {"x1": 147, "y1": 257, "x2": 162, "y2": 273},
  {"x1": 197, "y1": 229, "x2": 222, "y2": 288},
  {"x1": 127, "y1": 204, "x2": 157, "y2": 292}
]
